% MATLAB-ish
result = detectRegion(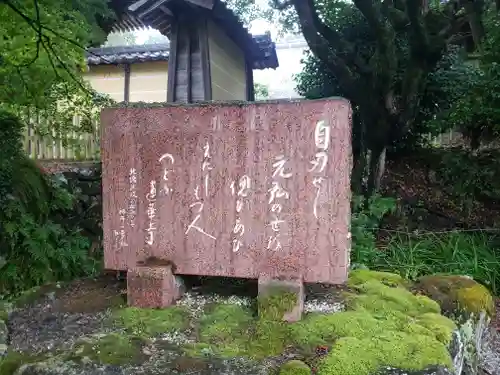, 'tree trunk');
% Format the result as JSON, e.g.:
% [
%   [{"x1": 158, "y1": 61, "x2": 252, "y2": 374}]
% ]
[
  {"x1": 366, "y1": 145, "x2": 387, "y2": 196},
  {"x1": 352, "y1": 149, "x2": 367, "y2": 195},
  {"x1": 351, "y1": 113, "x2": 366, "y2": 195}
]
